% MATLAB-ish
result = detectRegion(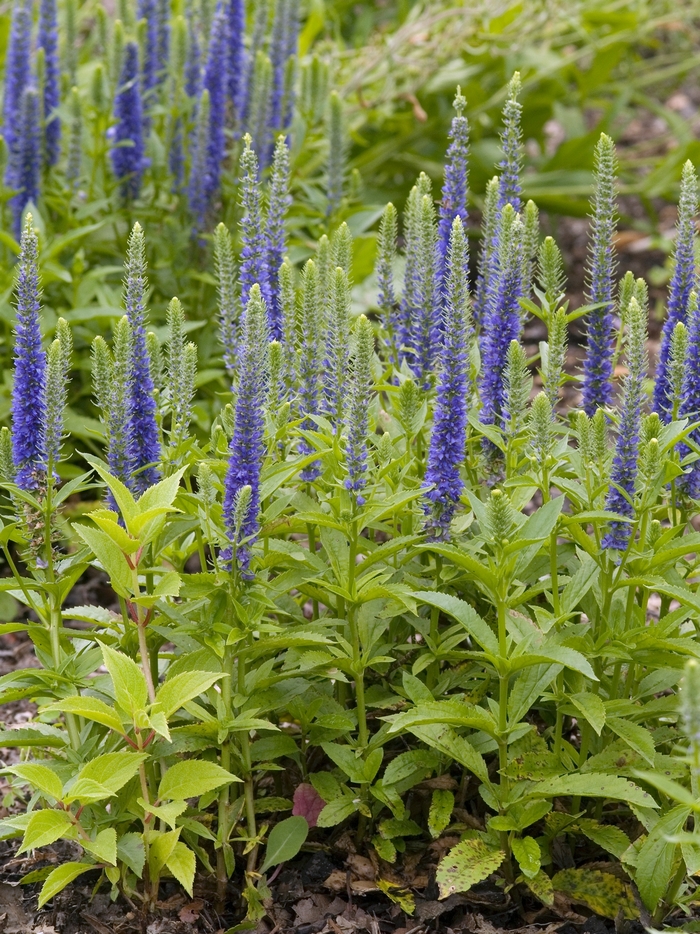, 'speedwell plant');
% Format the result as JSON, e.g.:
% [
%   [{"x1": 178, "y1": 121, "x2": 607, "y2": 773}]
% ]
[{"x1": 4, "y1": 69, "x2": 700, "y2": 928}]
